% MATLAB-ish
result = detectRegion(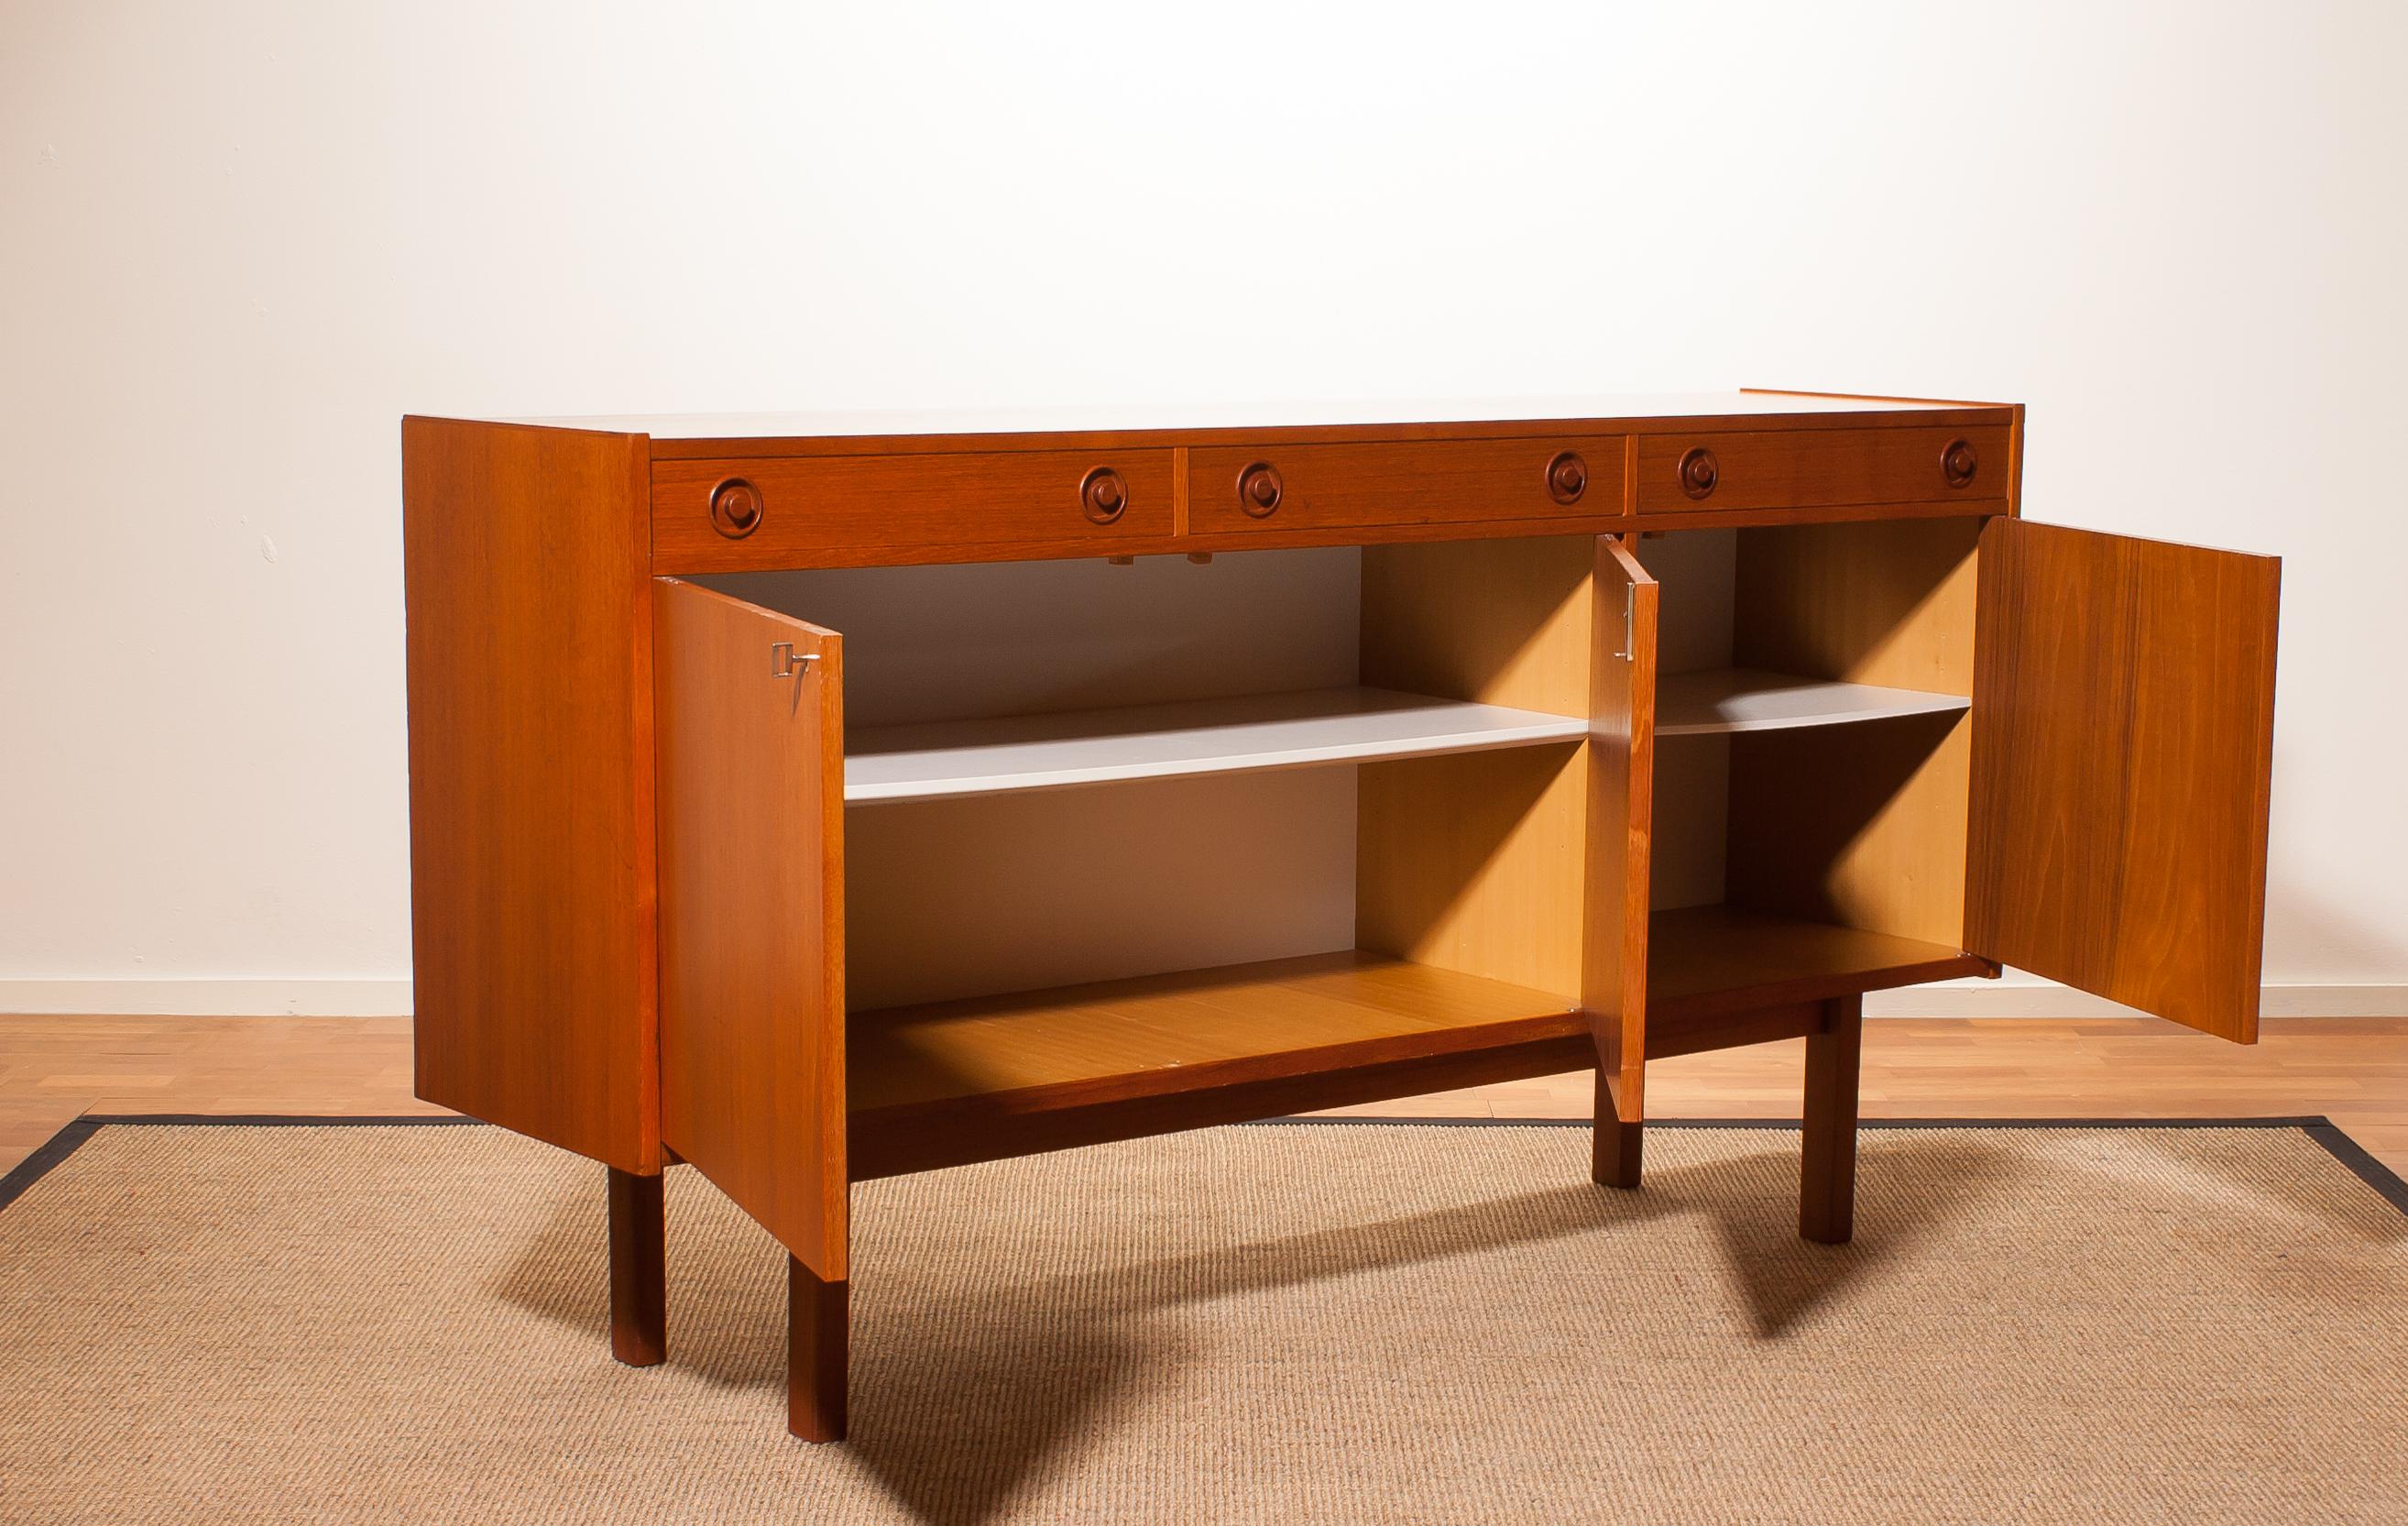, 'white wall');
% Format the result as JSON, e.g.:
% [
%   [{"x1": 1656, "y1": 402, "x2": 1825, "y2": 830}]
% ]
[{"x1": 3, "y1": 0, "x2": 2403, "y2": 1016}]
